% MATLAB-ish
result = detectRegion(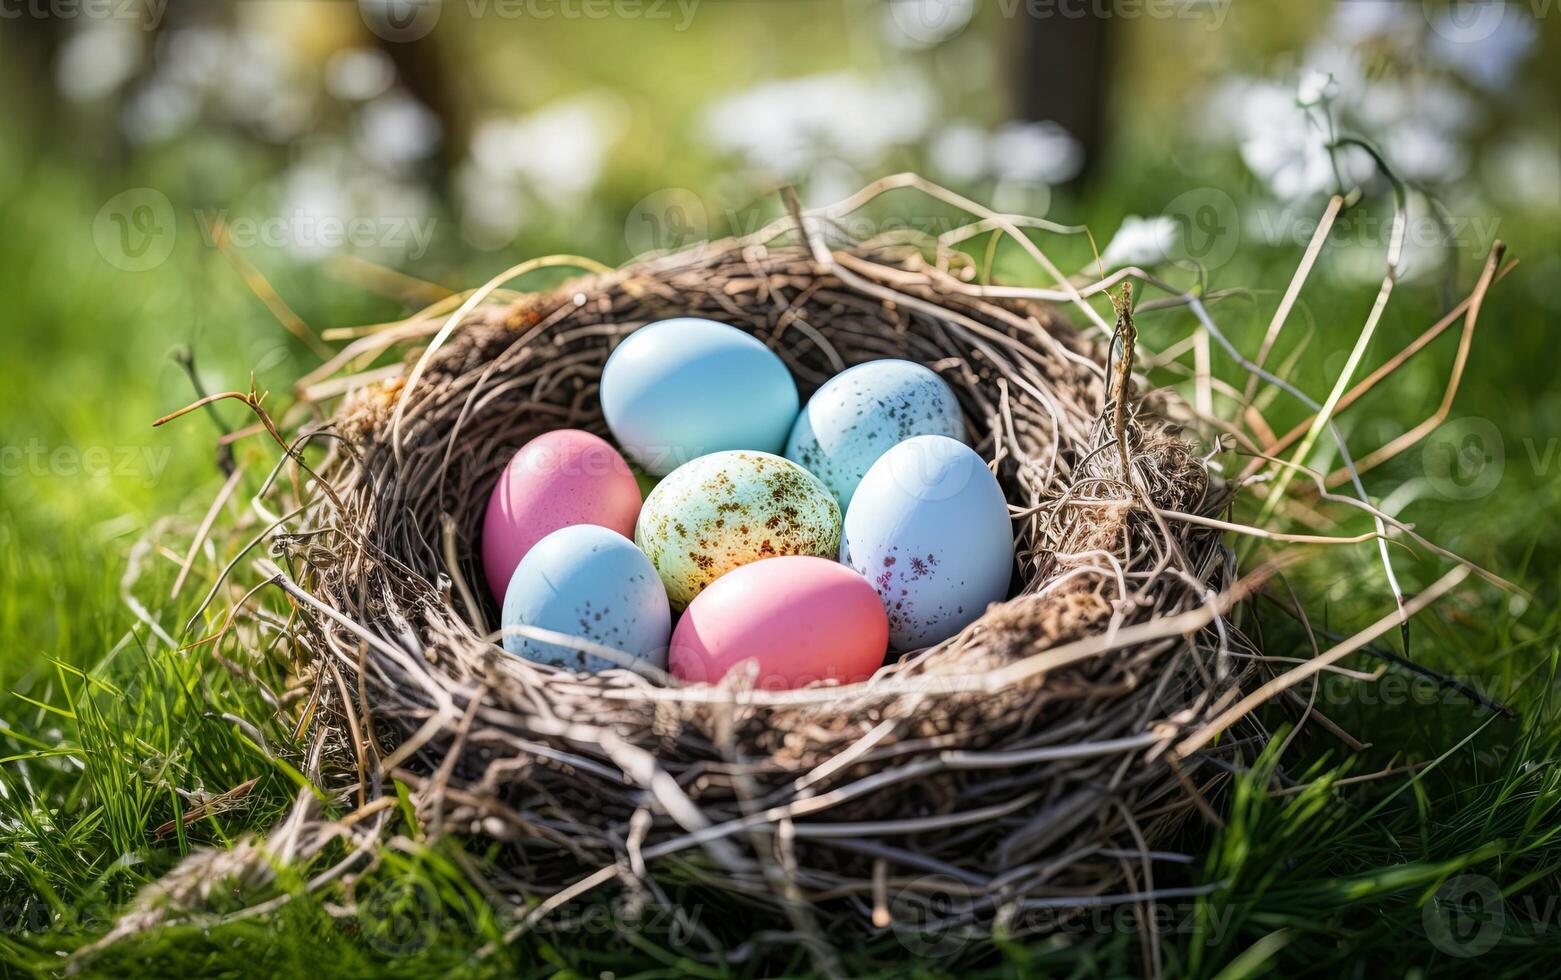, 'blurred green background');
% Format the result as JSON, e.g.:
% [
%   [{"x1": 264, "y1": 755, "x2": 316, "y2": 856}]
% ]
[{"x1": 2, "y1": 0, "x2": 1560, "y2": 975}]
